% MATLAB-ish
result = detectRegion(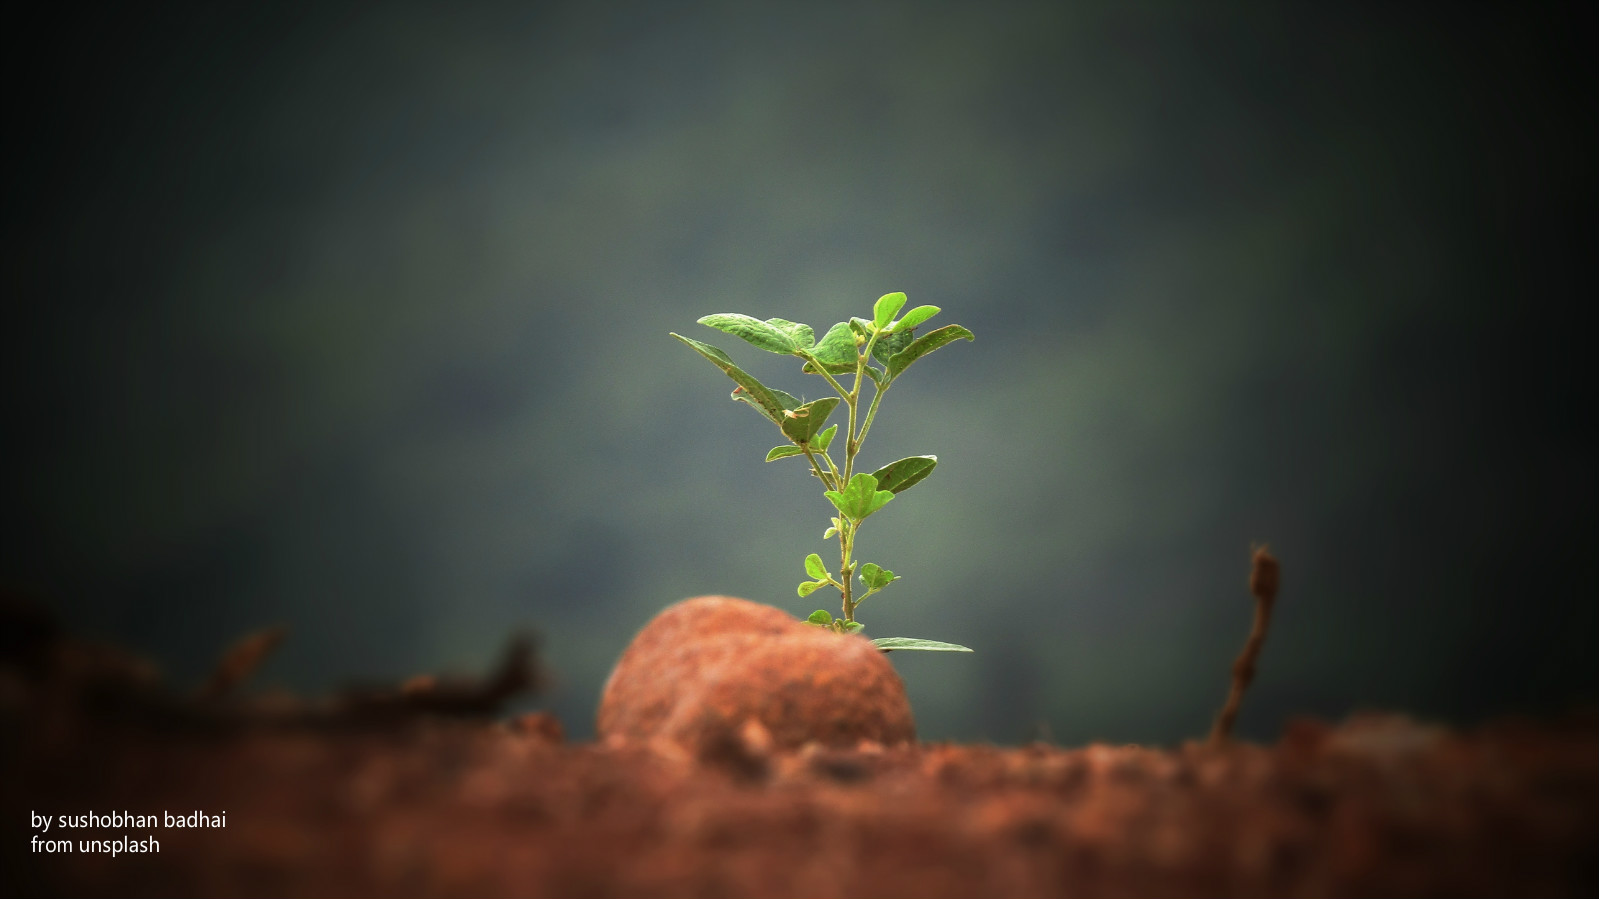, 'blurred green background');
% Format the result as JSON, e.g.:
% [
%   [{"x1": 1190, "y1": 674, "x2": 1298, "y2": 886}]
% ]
[{"x1": 4, "y1": 2, "x2": 1593, "y2": 745}]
